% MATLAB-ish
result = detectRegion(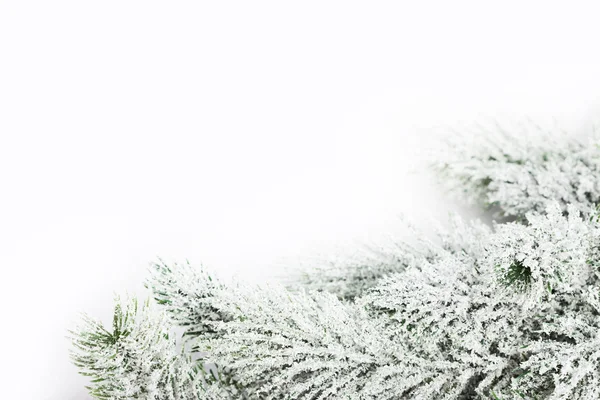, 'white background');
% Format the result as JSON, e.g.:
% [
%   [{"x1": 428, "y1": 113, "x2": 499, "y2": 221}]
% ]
[{"x1": 2, "y1": 2, "x2": 600, "y2": 399}]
